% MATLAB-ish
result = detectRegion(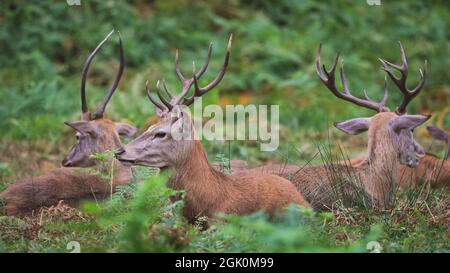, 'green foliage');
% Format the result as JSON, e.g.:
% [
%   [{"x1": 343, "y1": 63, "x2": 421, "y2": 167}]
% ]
[
  {"x1": 190, "y1": 205, "x2": 375, "y2": 253},
  {"x1": 0, "y1": 163, "x2": 13, "y2": 189},
  {"x1": 214, "y1": 152, "x2": 232, "y2": 174},
  {"x1": 1, "y1": 1, "x2": 448, "y2": 141},
  {"x1": 85, "y1": 173, "x2": 188, "y2": 252}
]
